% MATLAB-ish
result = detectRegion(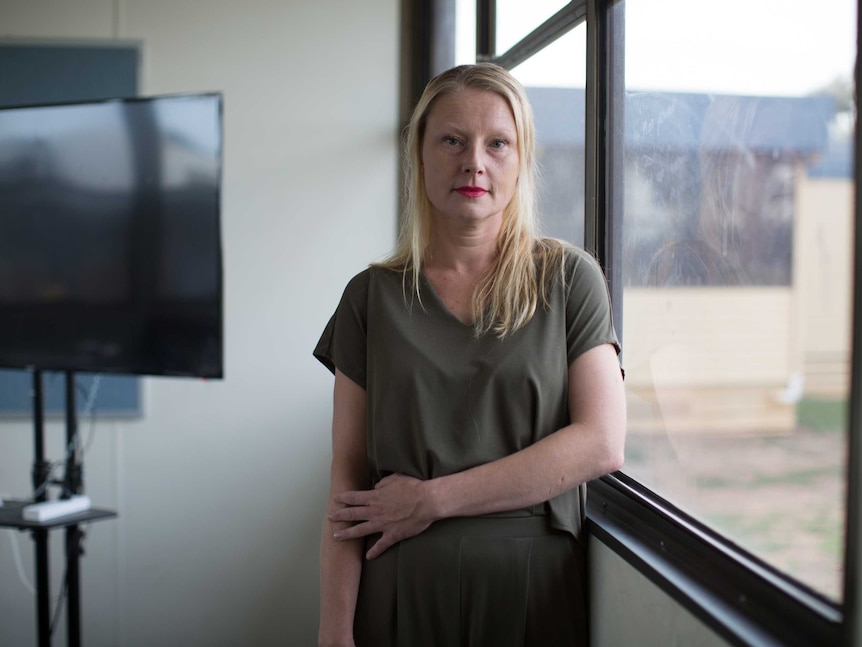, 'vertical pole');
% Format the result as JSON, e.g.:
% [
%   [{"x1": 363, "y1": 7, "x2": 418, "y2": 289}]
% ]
[
  {"x1": 31, "y1": 370, "x2": 52, "y2": 647},
  {"x1": 64, "y1": 371, "x2": 81, "y2": 497},
  {"x1": 33, "y1": 527, "x2": 51, "y2": 647},
  {"x1": 64, "y1": 370, "x2": 81, "y2": 647},
  {"x1": 66, "y1": 526, "x2": 81, "y2": 647},
  {"x1": 32, "y1": 369, "x2": 47, "y2": 502}
]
